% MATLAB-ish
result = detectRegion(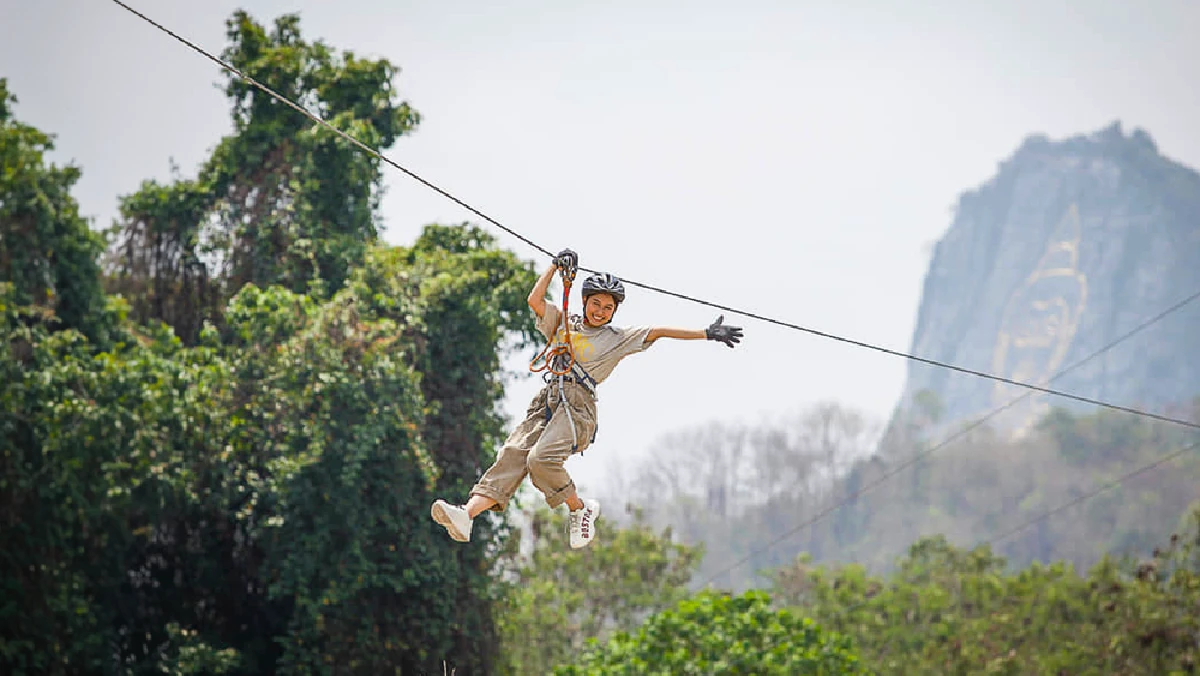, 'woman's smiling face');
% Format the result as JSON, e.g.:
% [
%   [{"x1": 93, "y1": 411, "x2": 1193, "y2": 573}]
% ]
[{"x1": 582, "y1": 293, "x2": 617, "y2": 327}]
